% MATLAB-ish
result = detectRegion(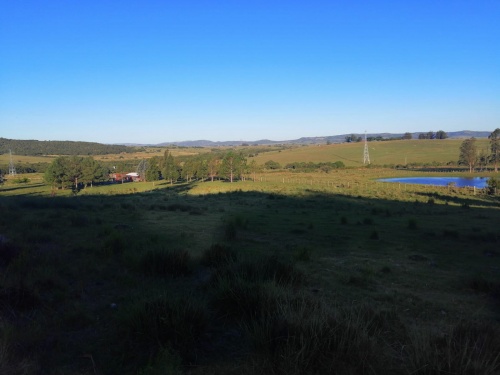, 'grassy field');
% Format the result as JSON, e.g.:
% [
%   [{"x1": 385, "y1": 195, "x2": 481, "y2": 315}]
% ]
[
  {"x1": 0, "y1": 154, "x2": 56, "y2": 165},
  {"x1": 251, "y1": 139, "x2": 492, "y2": 167},
  {"x1": 1, "y1": 168, "x2": 499, "y2": 374},
  {"x1": 93, "y1": 147, "x2": 211, "y2": 162}
]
